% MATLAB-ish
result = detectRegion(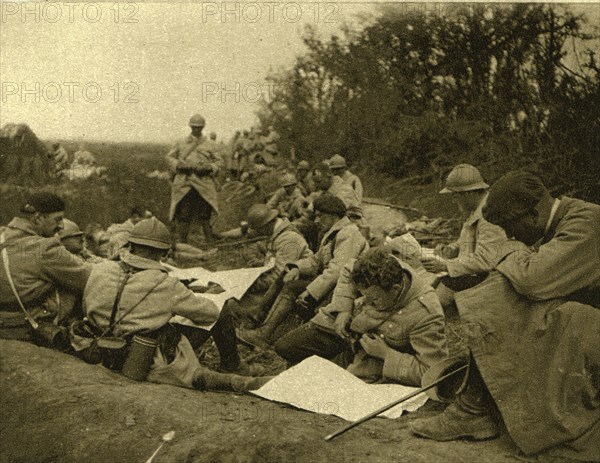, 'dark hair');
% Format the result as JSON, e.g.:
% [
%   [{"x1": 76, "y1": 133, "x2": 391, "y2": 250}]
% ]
[
  {"x1": 351, "y1": 248, "x2": 406, "y2": 290},
  {"x1": 21, "y1": 192, "x2": 65, "y2": 214},
  {"x1": 130, "y1": 206, "x2": 147, "y2": 217}
]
